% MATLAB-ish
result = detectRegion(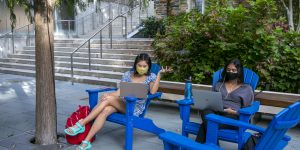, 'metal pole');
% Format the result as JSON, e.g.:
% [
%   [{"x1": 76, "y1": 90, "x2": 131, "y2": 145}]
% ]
[
  {"x1": 139, "y1": 0, "x2": 141, "y2": 24},
  {"x1": 82, "y1": 18, "x2": 85, "y2": 34},
  {"x1": 100, "y1": 31, "x2": 102, "y2": 58},
  {"x1": 110, "y1": 22, "x2": 112, "y2": 49},
  {"x1": 98, "y1": 9, "x2": 102, "y2": 26},
  {"x1": 76, "y1": 20, "x2": 79, "y2": 37},
  {"x1": 124, "y1": 17, "x2": 127, "y2": 39},
  {"x1": 71, "y1": 55, "x2": 74, "y2": 85},
  {"x1": 92, "y1": 13, "x2": 95, "y2": 29},
  {"x1": 121, "y1": 16, "x2": 124, "y2": 36},
  {"x1": 88, "y1": 40, "x2": 91, "y2": 70},
  {"x1": 12, "y1": 30, "x2": 14, "y2": 54},
  {"x1": 27, "y1": 25, "x2": 30, "y2": 46},
  {"x1": 68, "y1": 21, "x2": 71, "y2": 38},
  {"x1": 130, "y1": 11, "x2": 133, "y2": 30},
  {"x1": 109, "y1": 3, "x2": 112, "y2": 49}
]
